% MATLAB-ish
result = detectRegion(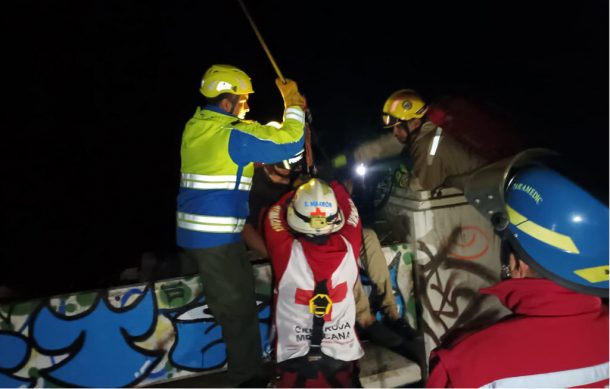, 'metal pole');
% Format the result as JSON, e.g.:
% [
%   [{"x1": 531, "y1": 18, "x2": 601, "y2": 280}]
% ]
[
  {"x1": 237, "y1": 0, "x2": 286, "y2": 83},
  {"x1": 237, "y1": 0, "x2": 319, "y2": 176}
]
